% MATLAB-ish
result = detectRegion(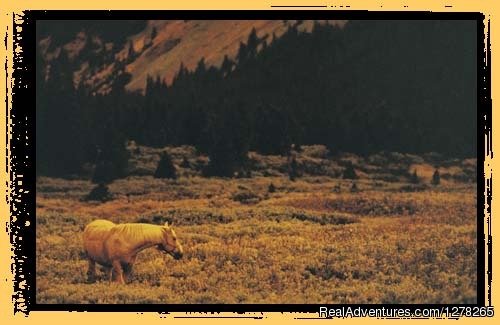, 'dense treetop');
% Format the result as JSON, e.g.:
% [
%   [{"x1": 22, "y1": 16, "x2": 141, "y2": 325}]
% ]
[{"x1": 36, "y1": 20, "x2": 477, "y2": 178}]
